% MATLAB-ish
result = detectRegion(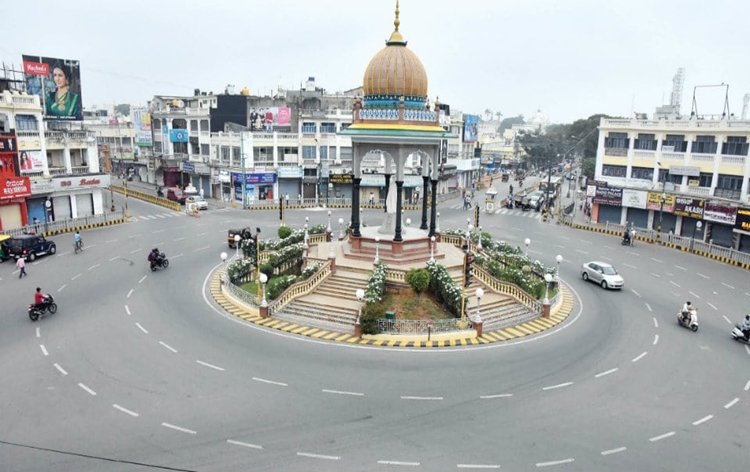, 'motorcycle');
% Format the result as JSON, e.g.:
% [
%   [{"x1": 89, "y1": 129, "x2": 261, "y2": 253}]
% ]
[
  {"x1": 621, "y1": 237, "x2": 631, "y2": 246},
  {"x1": 28, "y1": 294, "x2": 57, "y2": 322},
  {"x1": 731, "y1": 324, "x2": 750, "y2": 344},
  {"x1": 677, "y1": 310, "x2": 699, "y2": 332},
  {"x1": 150, "y1": 253, "x2": 169, "y2": 271}
]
